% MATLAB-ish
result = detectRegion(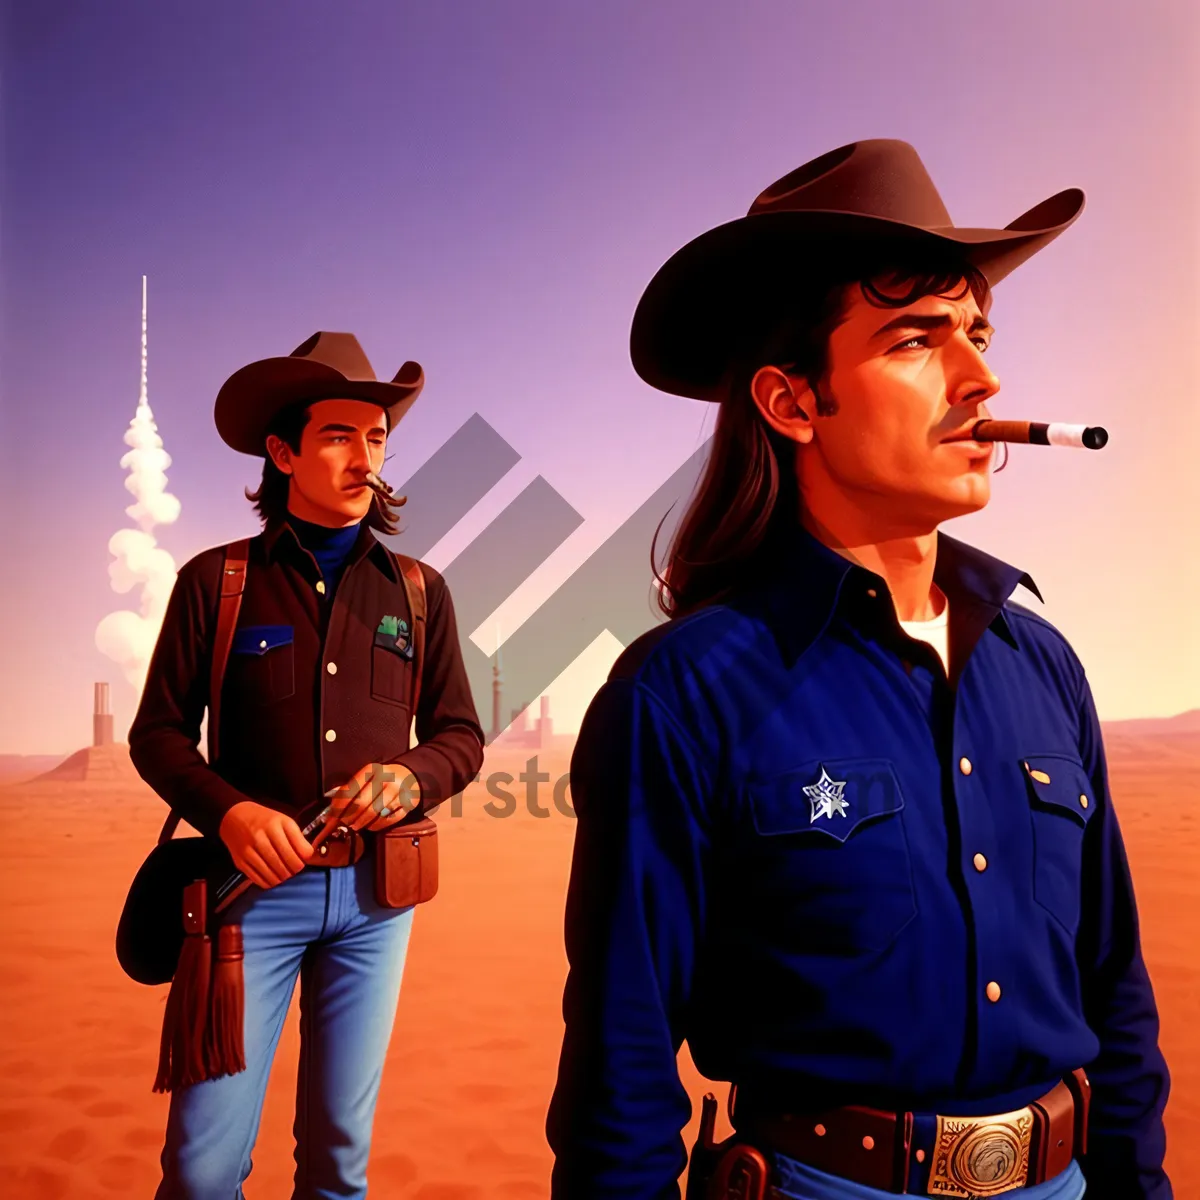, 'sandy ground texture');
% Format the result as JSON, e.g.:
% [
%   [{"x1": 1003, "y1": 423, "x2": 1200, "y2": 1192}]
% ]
[{"x1": 0, "y1": 736, "x2": 1196, "y2": 1199}]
